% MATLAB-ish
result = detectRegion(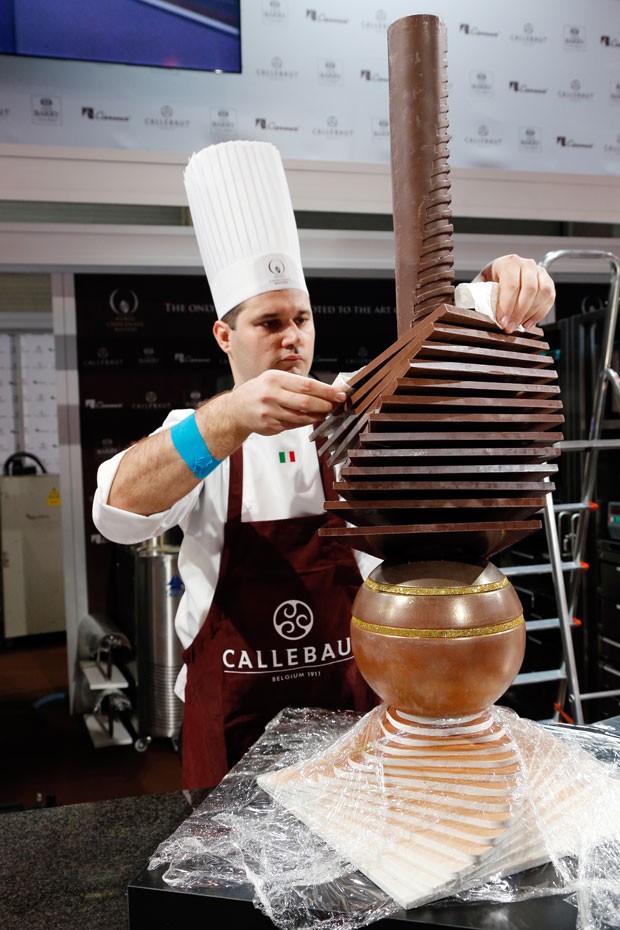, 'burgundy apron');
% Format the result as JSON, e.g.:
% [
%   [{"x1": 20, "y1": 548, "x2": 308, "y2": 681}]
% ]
[{"x1": 181, "y1": 445, "x2": 377, "y2": 789}]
